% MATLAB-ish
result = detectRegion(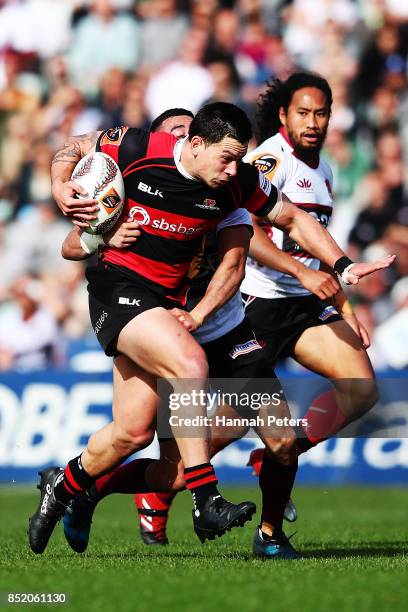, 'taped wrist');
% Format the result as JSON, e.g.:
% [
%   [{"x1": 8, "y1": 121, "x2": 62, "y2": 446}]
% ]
[
  {"x1": 334, "y1": 256, "x2": 354, "y2": 284},
  {"x1": 79, "y1": 232, "x2": 104, "y2": 255}
]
